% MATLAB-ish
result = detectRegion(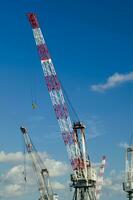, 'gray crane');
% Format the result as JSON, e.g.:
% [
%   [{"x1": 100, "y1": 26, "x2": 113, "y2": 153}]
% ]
[{"x1": 20, "y1": 126, "x2": 58, "y2": 200}]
